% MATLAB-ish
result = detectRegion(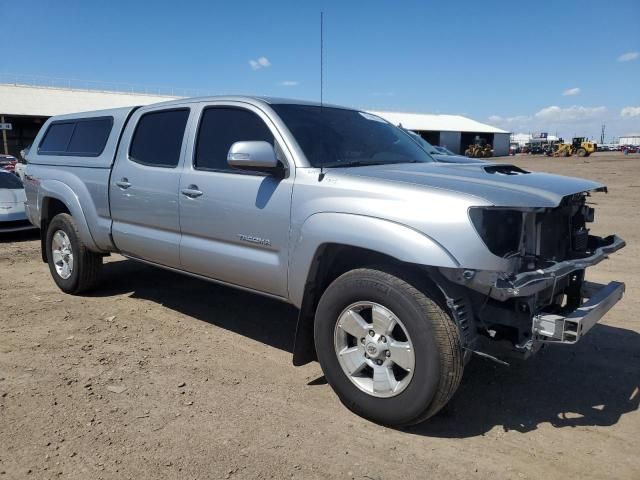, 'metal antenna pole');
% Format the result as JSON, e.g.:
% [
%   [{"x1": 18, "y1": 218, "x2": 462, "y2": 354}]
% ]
[
  {"x1": 319, "y1": 11, "x2": 326, "y2": 181},
  {"x1": 320, "y1": 11, "x2": 324, "y2": 106}
]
